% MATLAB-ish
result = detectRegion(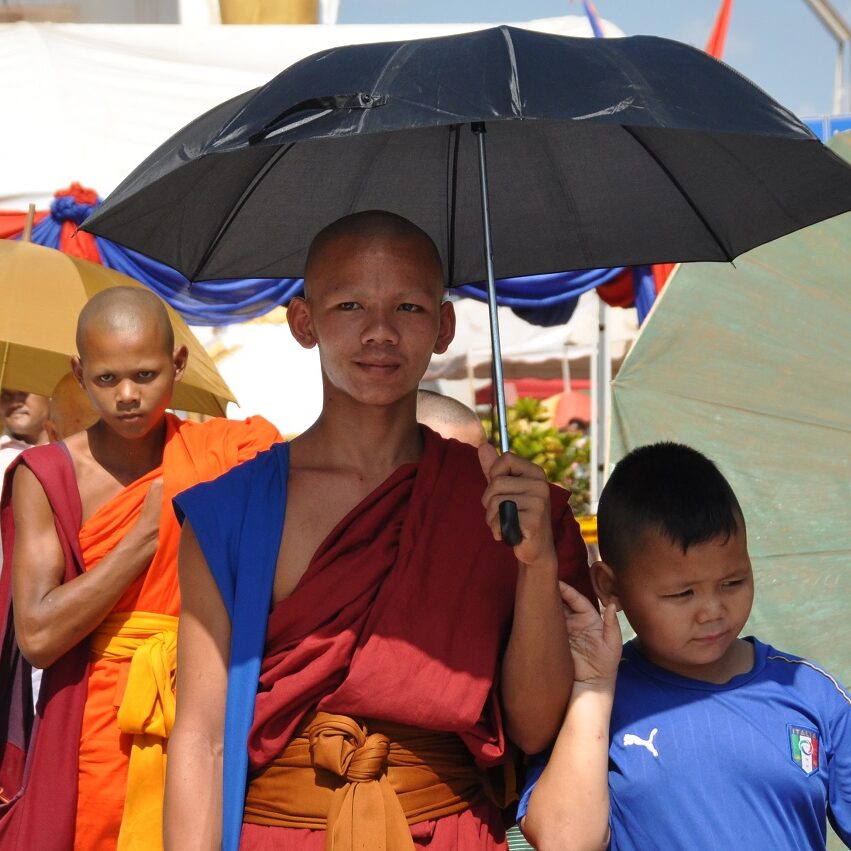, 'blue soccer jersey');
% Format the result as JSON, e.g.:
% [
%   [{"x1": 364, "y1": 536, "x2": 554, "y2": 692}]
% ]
[{"x1": 518, "y1": 638, "x2": 851, "y2": 850}]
